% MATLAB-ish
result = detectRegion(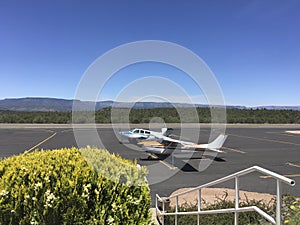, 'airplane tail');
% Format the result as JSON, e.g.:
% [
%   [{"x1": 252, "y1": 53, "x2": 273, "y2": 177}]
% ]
[
  {"x1": 161, "y1": 127, "x2": 173, "y2": 136},
  {"x1": 207, "y1": 134, "x2": 227, "y2": 149},
  {"x1": 201, "y1": 134, "x2": 228, "y2": 153},
  {"x1": 161, "y1": 128, "x2": 168, "y2": 135}
]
